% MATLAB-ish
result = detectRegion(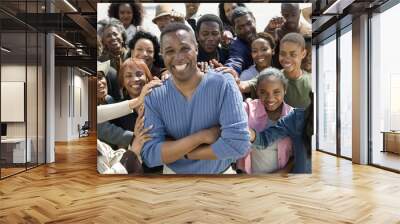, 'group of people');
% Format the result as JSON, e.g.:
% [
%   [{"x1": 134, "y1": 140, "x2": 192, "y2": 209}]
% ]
[{"x1": 96, "y1": 3, "x2": 313, "y2": 174}]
